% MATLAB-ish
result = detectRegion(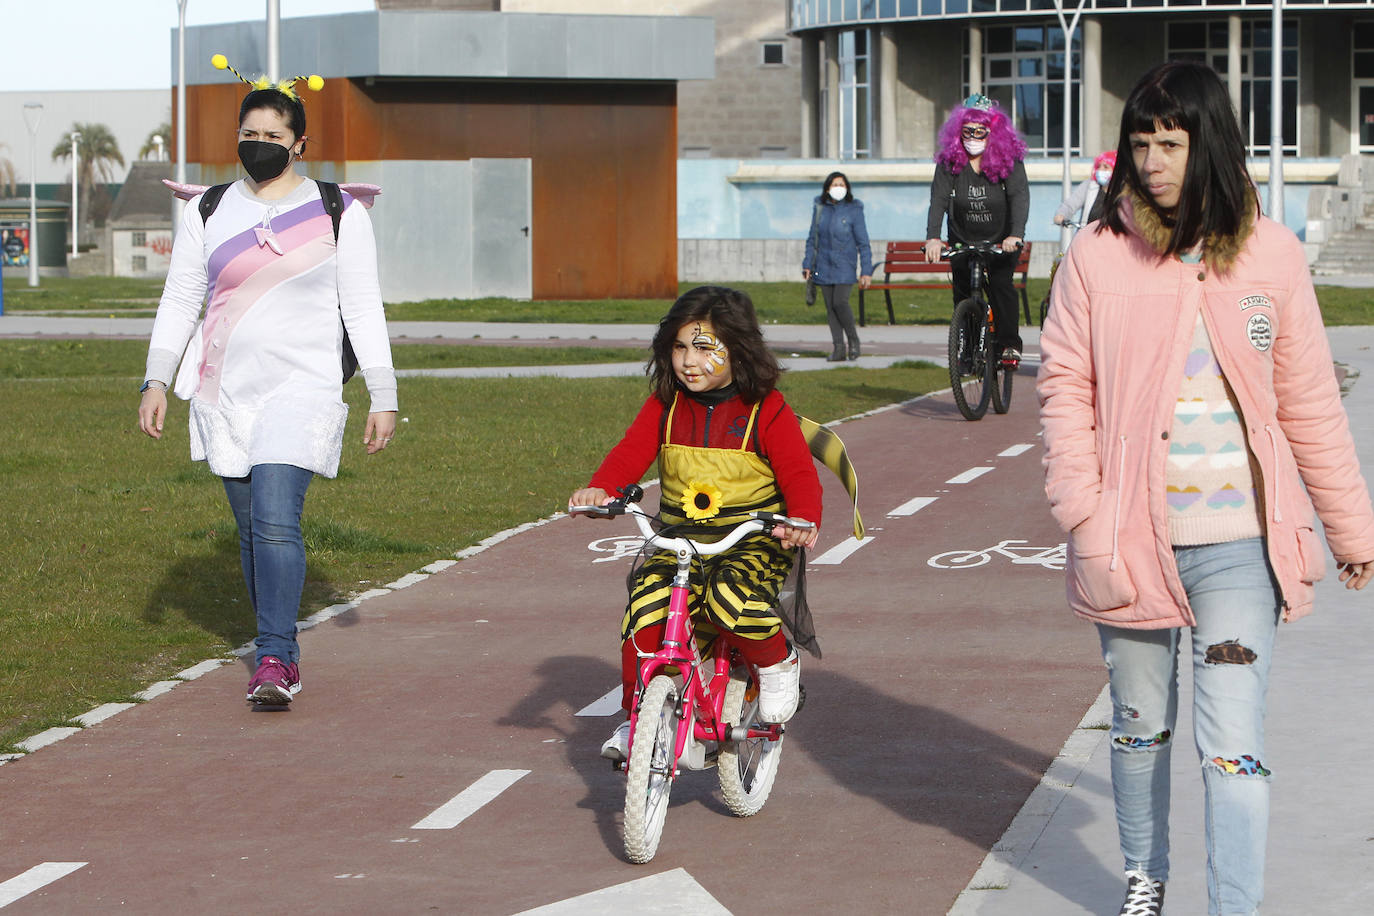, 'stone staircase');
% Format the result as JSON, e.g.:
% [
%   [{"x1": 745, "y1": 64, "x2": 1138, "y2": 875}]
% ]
[
  {"x1": 1312, "y1": 222, "x2": 1374, "y2": 276},
  {"x1": 1309, "y1": 155, "x2": 1374, "y2": 277}
]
